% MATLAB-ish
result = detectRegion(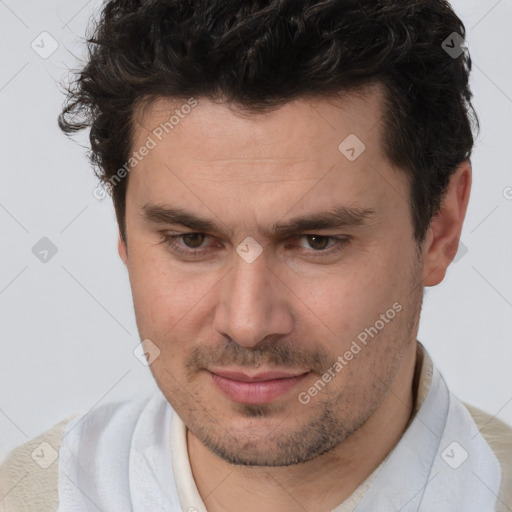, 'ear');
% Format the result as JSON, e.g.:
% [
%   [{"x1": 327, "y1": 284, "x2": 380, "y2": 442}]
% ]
[
  {"x1": 422, "y1": 160, "x2": 472, "y2": 287},
  {"x1": 118, "y1": 233, "x2": 128, "y2": 265}
]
